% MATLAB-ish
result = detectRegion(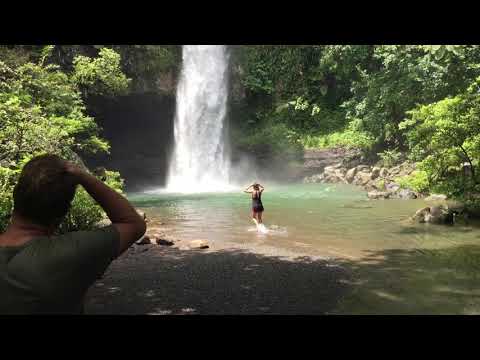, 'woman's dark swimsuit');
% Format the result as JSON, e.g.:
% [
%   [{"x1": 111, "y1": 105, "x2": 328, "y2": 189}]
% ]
[{"x1": 252, "y1": 191, "x2": 264, "y2": 213}]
